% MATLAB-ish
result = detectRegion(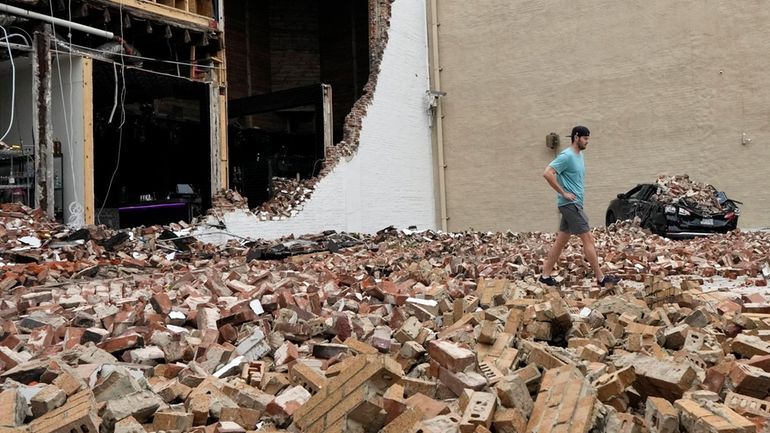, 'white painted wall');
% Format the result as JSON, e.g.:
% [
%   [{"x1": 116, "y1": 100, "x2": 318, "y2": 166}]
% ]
[
  {"x1": 0, "y1": 58, "x2": 35, "y2": 208},
  {"x1": 51, "y1": 55, "x2": 86, "y2": 224},
  {"x1": 0, "y1": 54, "x2": 85, "y2": 222},
  {"x1": 200, "y1": 0, "x2": 436, "y2": 241}
]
